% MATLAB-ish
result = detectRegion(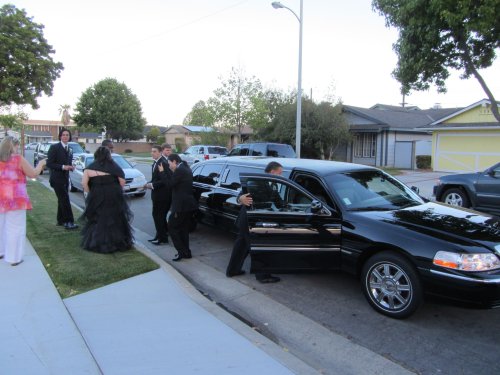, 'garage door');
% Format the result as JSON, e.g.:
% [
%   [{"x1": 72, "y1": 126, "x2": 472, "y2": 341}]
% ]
[
  {"x1": 434, "y1": 132, "x2": 500, "y2": 172},
  {"x1": 394, "y1": 141, "x2": 413, "y2": 169}
]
